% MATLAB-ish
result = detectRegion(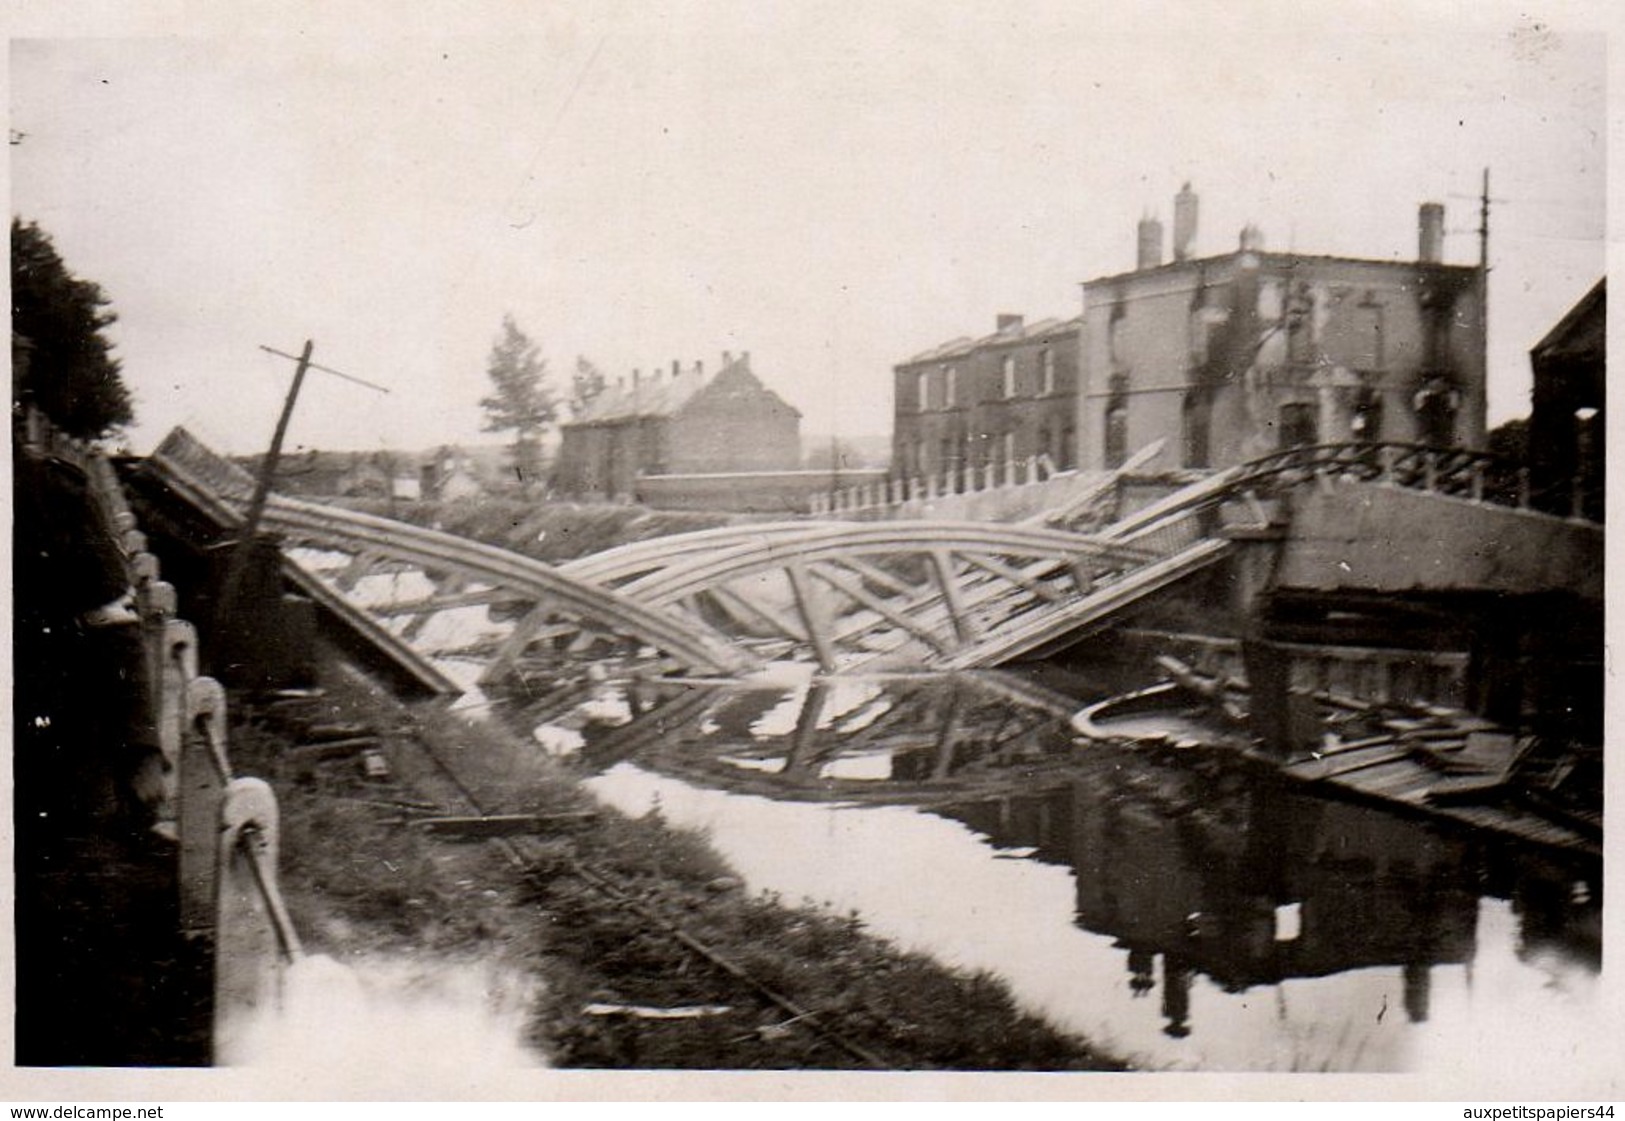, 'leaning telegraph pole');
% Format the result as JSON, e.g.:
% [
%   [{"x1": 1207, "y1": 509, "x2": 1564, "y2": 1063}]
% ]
[
  {"x1": 212, "y1": 340, "x2": 389, "y2": 654},
  {"x1": 1478, "y1": 168, "x2": 1492, "y2": 444}
]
